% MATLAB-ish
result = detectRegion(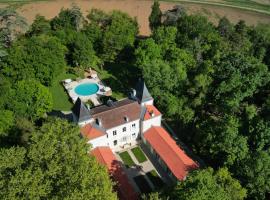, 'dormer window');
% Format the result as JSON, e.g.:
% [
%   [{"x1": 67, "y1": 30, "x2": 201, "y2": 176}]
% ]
[
  {"x1": 96, "y1": 118, "x2": 102, "y2": 126},
  {"x1": 149, "y1": 110, "x2": 155, "y2": 117},
  {"x1": 124, "y1": 116, "x2": 129, "y2": 122},
  {"x1": 113, "y1": 130, "x2": 117, "y2": 136}
]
